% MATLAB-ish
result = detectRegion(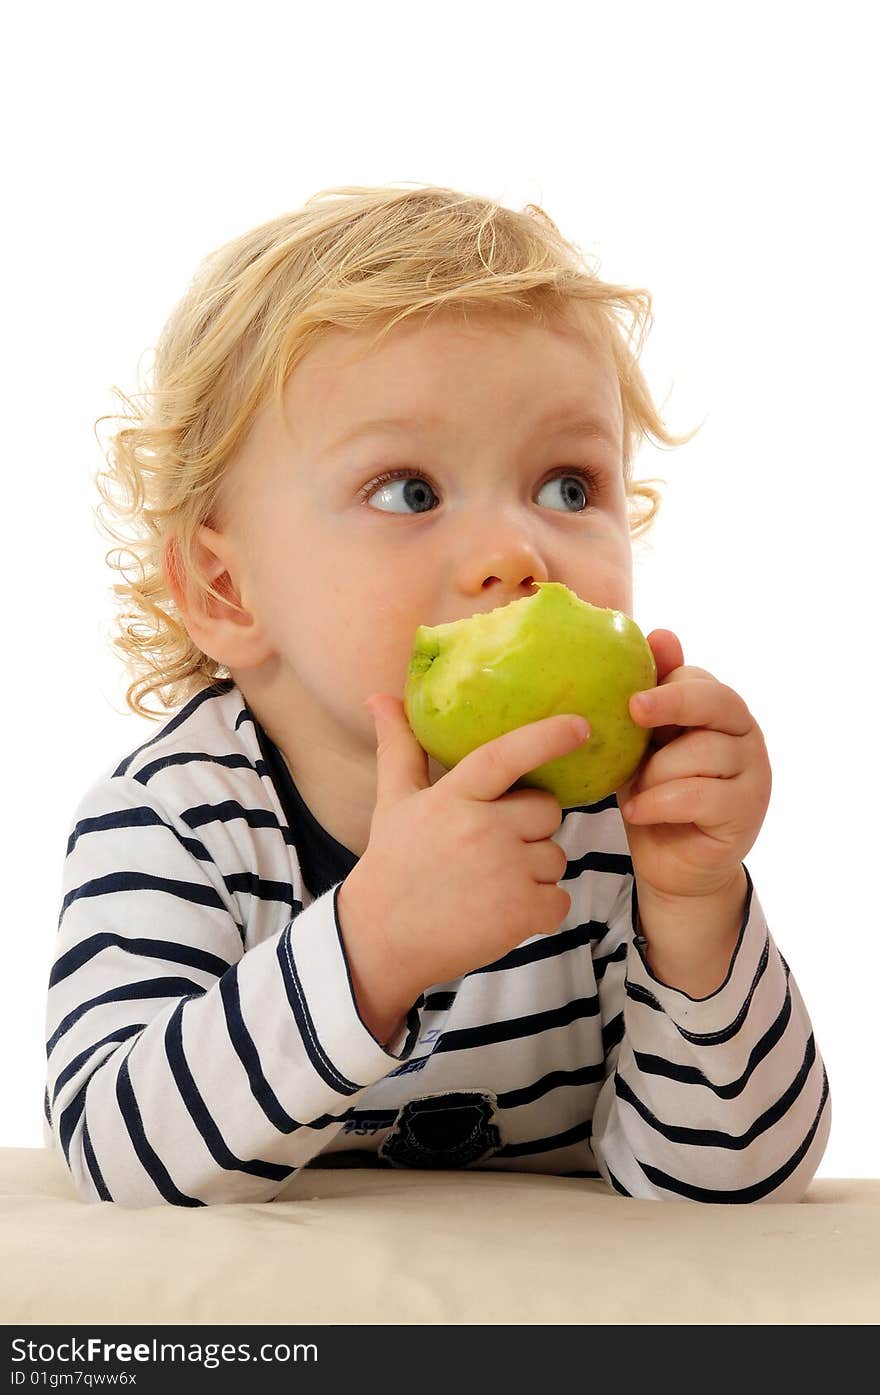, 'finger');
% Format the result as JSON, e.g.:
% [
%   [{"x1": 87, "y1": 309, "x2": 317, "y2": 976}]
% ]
[
  {"x1": 633, "y1": 730, "x2": 745, "y2": 792},
  {"x1": 632, "y1": 664, "x2": 721, "y2": 750},
  {"x1": 532, "y1": 882, "x2": 573, "y2": 935},
  {"x1": 623, "y1": 774, "x2": 742, "y2": 829},
  {"x1": 646, "y1": 629, "x2": 685, "y2": 683},
  {"x1": 498, "y1": 787, "x2": 565, "y2": 841},
  {"x1": 367, "y1": 694, "x2": 431, "y2": 808},
  {"x1": 526, "y1": 838, "x2": 569, "y2": 885},
  {"x1": 629, "y1": 677, "x2": 754, "y2": 737},
  {"x1": 450, "y1": 714, "x2": 590, "y2": 804}
]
